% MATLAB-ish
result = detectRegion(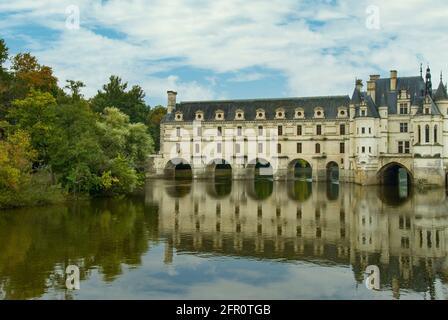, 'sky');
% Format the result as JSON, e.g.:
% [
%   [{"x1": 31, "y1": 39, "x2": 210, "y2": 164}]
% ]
[{"x1": 1, "y1": 0, "x2": 448, "y2": 107}]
